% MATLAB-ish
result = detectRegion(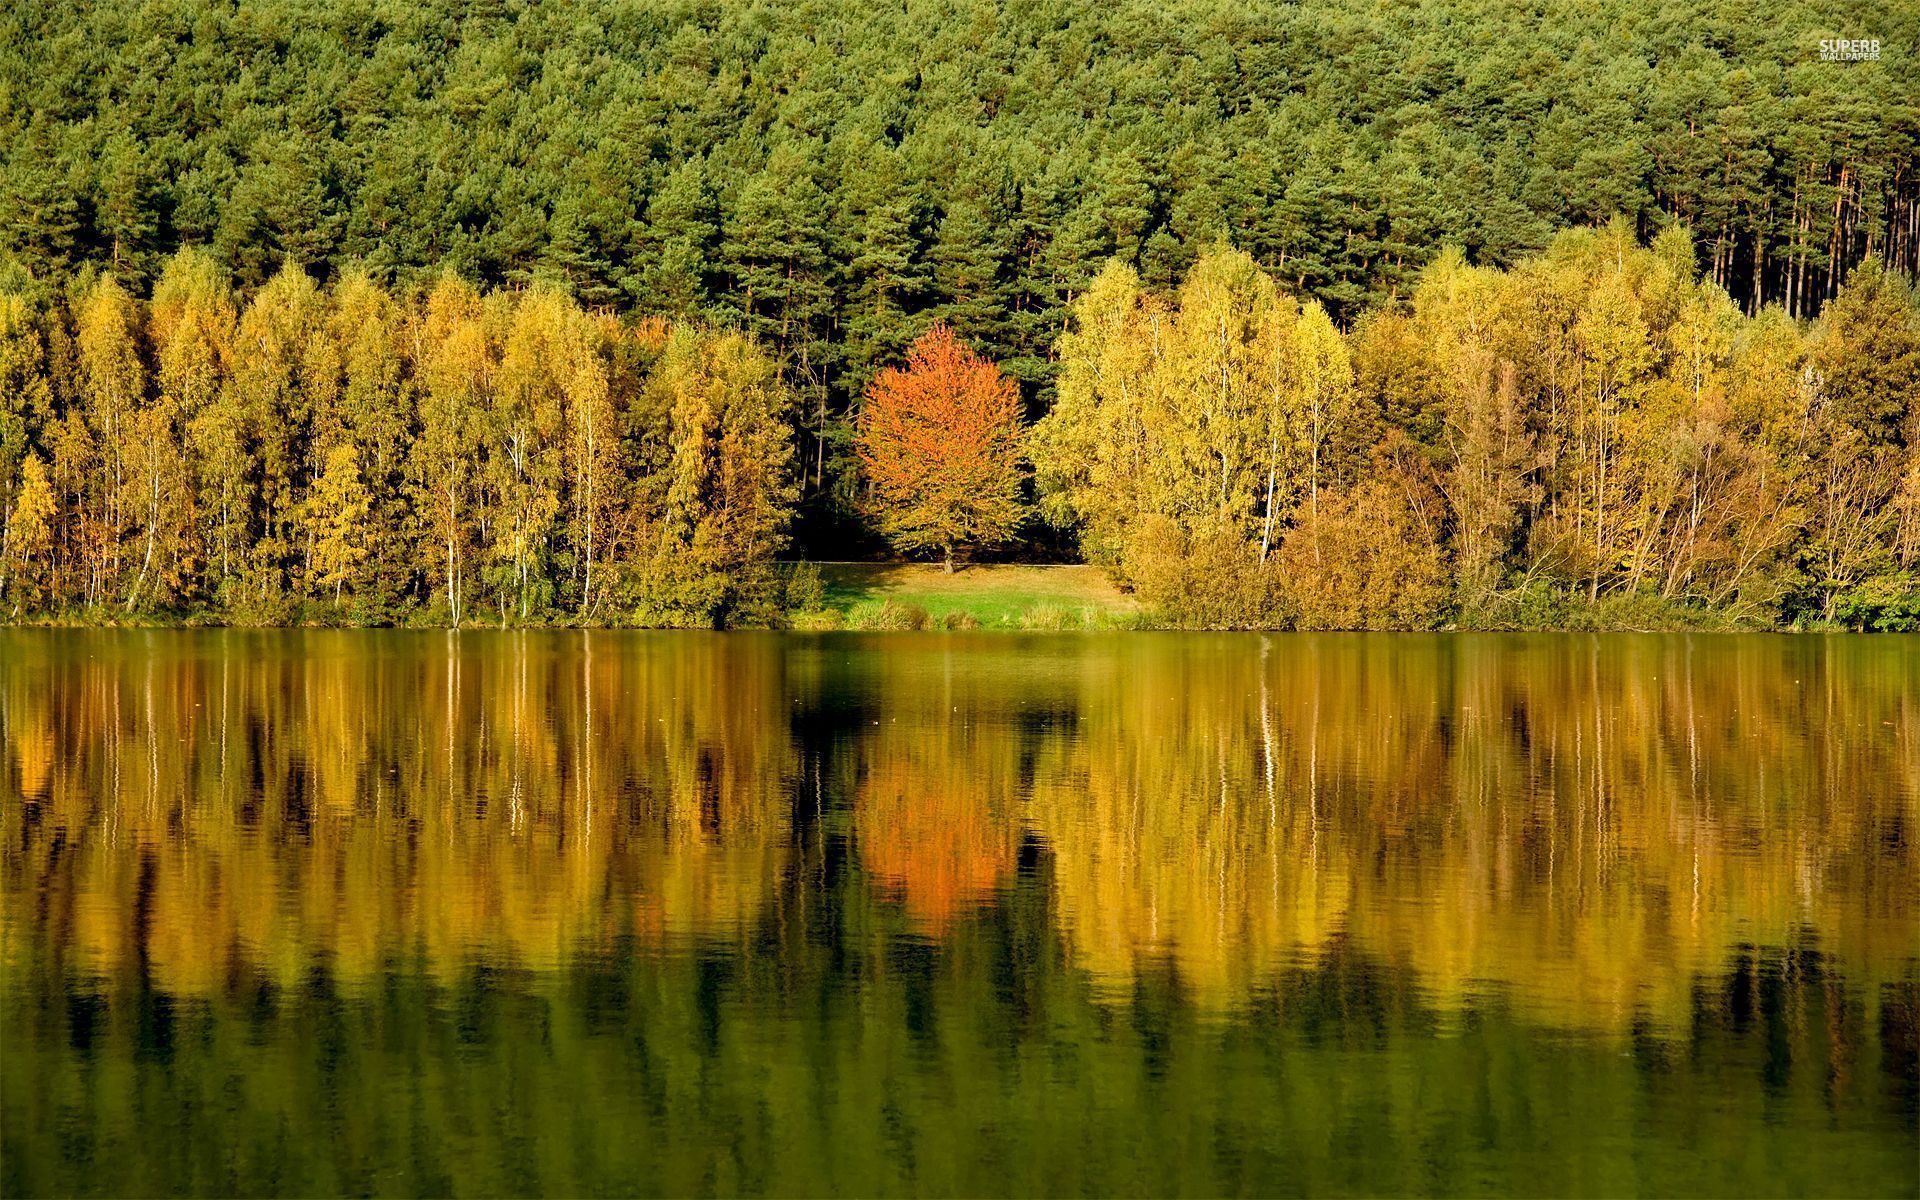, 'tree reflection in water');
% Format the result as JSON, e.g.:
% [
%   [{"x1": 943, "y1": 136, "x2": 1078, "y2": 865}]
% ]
[{"x1": 3, "y1": 630, "x2": 1915, "y2": 1196}]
